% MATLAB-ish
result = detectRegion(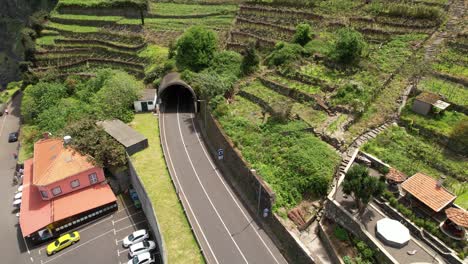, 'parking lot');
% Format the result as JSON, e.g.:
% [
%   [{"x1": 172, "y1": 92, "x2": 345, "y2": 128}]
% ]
[{"x1": 19, "y1": 194, "x2": 154, "y2": 264}]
